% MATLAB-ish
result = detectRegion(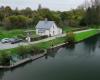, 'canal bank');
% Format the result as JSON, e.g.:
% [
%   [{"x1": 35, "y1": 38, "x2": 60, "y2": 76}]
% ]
[{"x1": 0, "y1": 50, "x2": 47, "y2": 69}]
